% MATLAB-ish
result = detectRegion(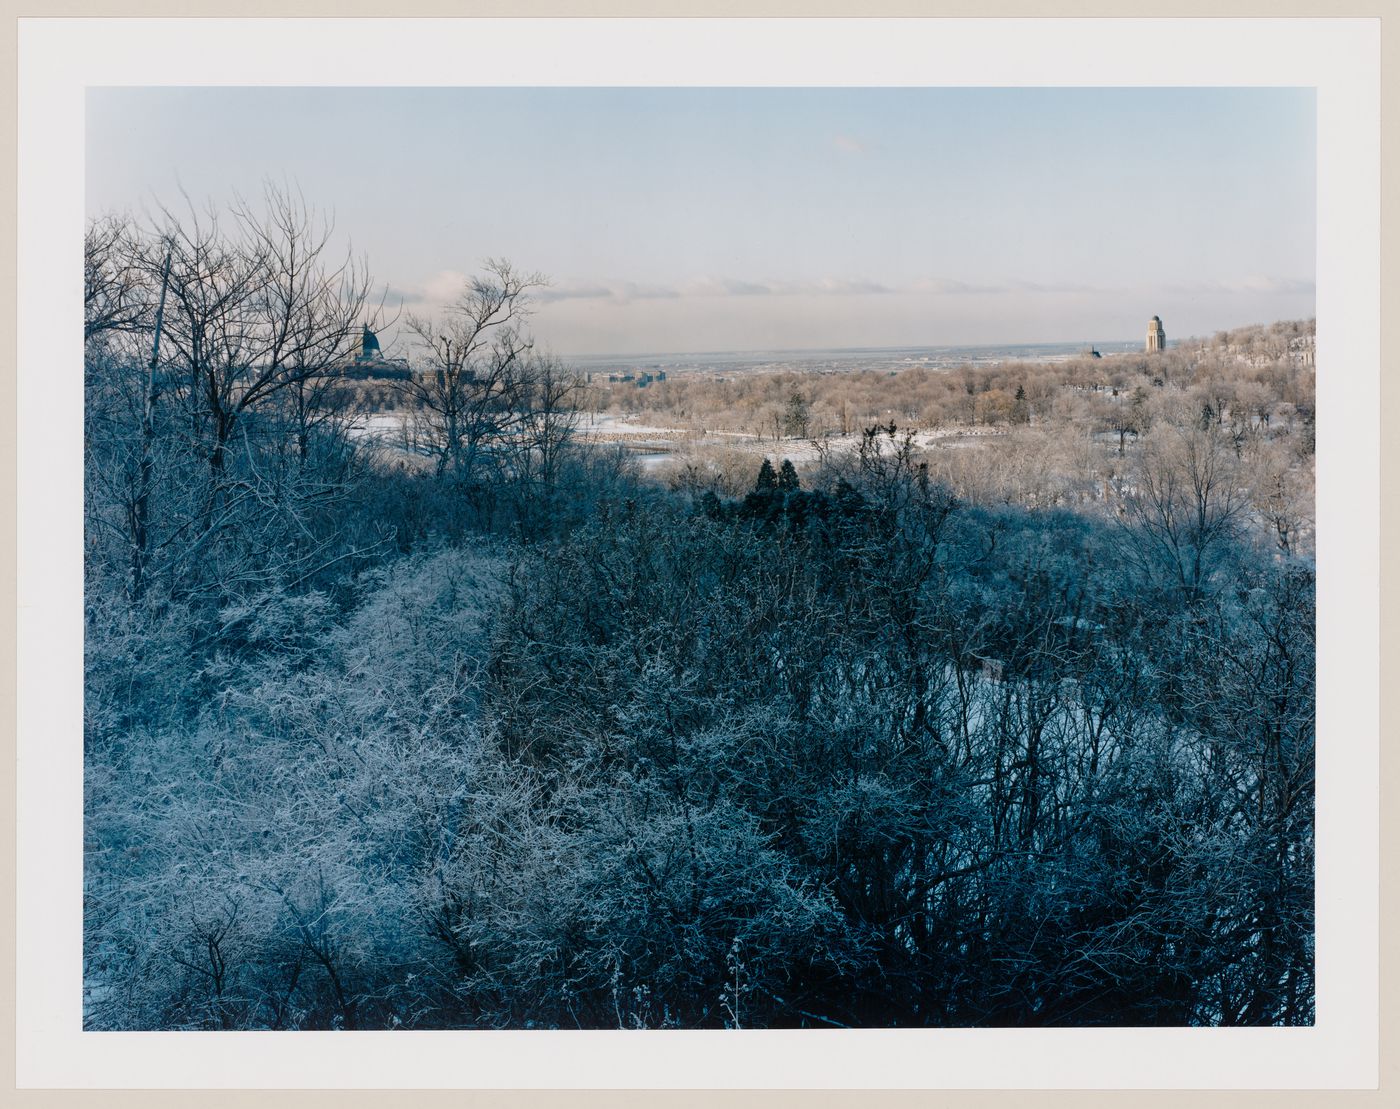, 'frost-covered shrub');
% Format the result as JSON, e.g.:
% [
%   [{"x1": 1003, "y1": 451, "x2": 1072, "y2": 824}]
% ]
[{"x1": 85, "y1": 544, "x2": 514, "y2": 1029}]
